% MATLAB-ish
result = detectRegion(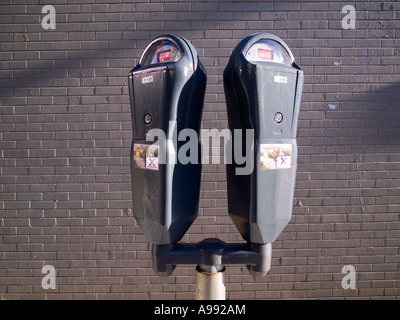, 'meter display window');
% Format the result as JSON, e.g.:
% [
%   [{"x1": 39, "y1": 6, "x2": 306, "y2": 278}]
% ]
[
  {"x1": 158, "y1": 50, "x2": 172, "y2": 62},
  {"x1": 245, "y1": 39, "x2": 292, "y2": 65},
  {"x1": 141, "y1": 40, "x2": 183, "y2": 66}
]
